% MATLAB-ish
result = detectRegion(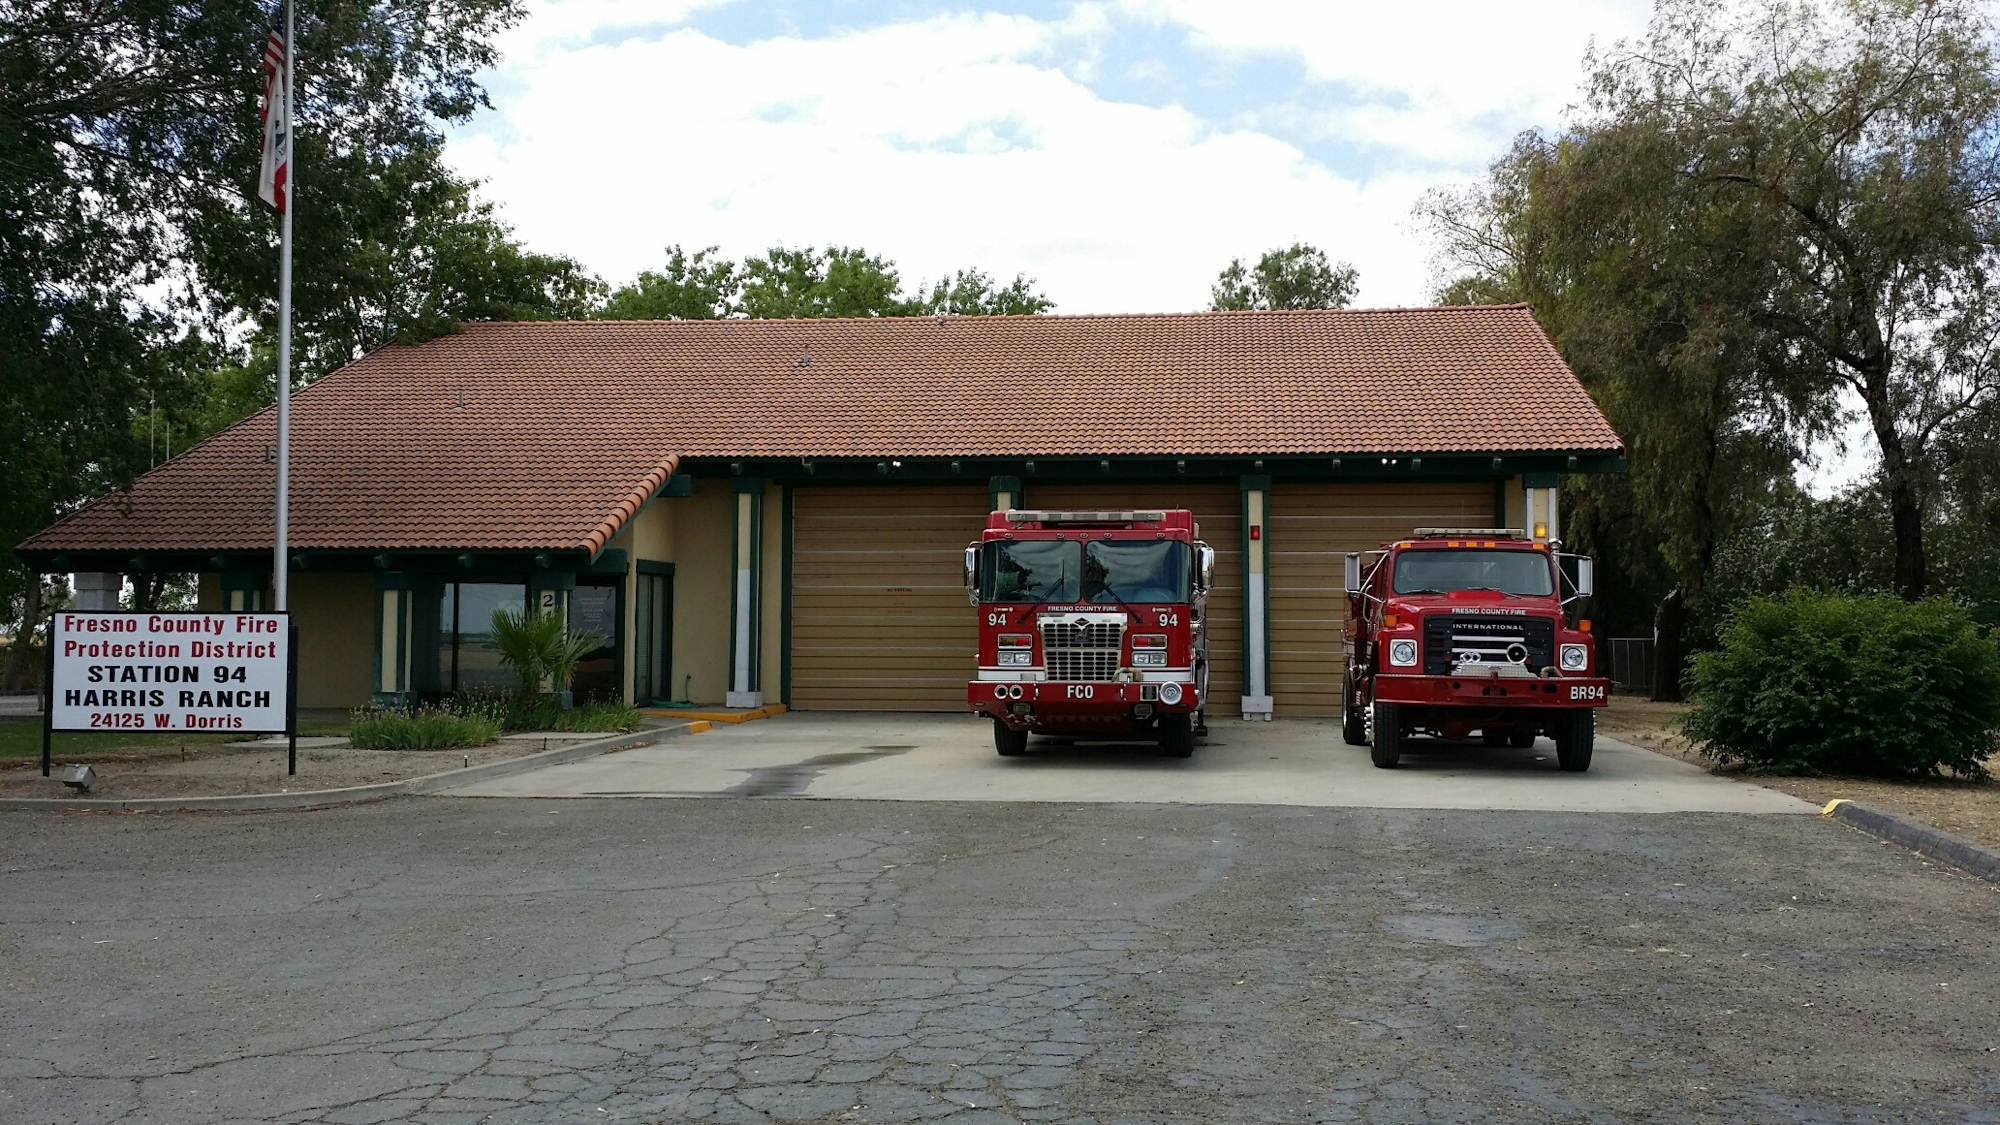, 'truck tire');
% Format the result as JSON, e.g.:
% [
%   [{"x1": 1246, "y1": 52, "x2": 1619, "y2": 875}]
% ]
[
  {"x1": 1555, "y1": 709, "x2": 1594, "y2": 772},
  {"x1": 993, "y1": 719, "x2": 1029, "y2": 757},
  {"x1": 1342, "y1": 672, "x2": 1369, "y2": 746},
  {"x1": 1370, "y1": 702, "x2": 1403, "y2": 769},
  {"x1": 1158, "y1": 713, "x2": 1195, "y2": 758},
  {"x1": 1509, "y1": 730, "x2": 1537, "y2": 748}
]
